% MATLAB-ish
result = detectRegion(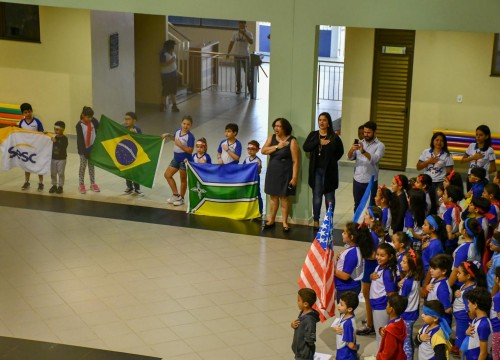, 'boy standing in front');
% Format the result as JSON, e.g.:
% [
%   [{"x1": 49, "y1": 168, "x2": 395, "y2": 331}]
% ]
[
  {"x1": 331, "y1": 291, "x2": 359, "y2": 360},
  {"x1": 49, "y1": 121, "x2": 68, "y2": 194},
  {"x1": 18, "y1": 102, "x2": 45, "y2": 191},
  {"x1": 291, "y1": 288, "x2": 319, "y2": 360},
  {"x1": 123, "y1": 112, "x2": 143, "y2": 196},
  {"x1": 217, "y1": 123, "x2": 242, "y2": 165}
]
